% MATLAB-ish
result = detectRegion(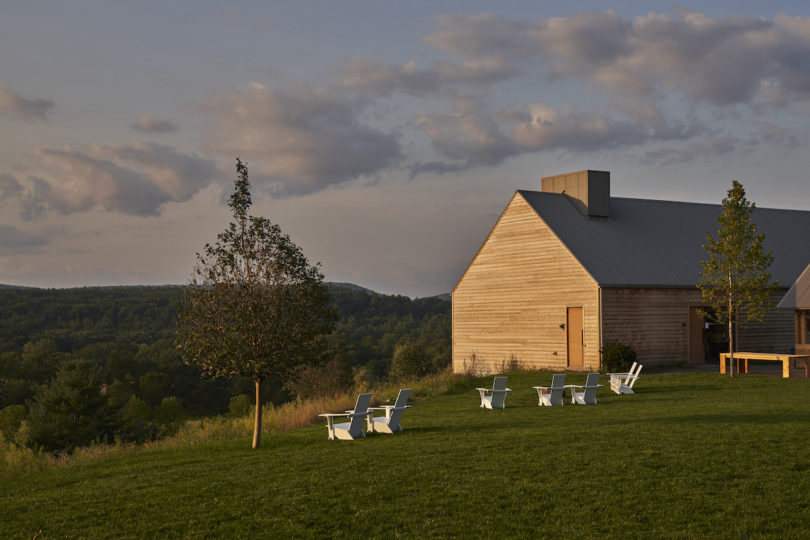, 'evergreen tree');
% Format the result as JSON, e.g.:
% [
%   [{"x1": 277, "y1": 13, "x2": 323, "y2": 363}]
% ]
[
  {"x1": 698, "y1": 180, "x2": 779, "y2": 377},
  {"x1": 26, "y1": 360, "x2": 115, "y2": 452}
]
